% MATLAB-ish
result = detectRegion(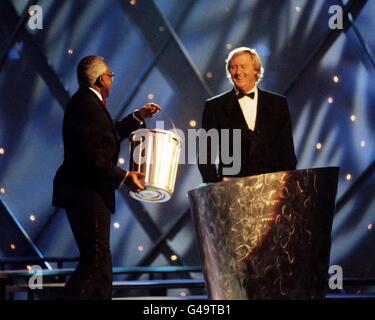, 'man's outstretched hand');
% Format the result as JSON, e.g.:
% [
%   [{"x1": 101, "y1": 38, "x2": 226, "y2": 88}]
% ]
[
  {"x1": 137, "y1": 103, "x2": 161, "y2": 119},
  {"x1": 125, "y1": 171, "x2": 145, "y2": 193}
]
